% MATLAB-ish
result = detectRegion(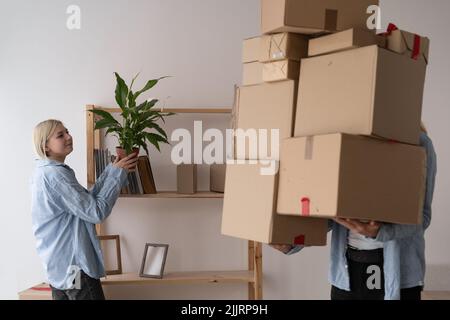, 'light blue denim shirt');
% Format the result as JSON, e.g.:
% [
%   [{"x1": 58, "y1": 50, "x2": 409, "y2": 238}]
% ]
[
  {"x1": 30, "y1": 159, "x2": 127, "y2": 290},
  {"x1": 287, "y1": 132, "x2": 437, "y2": 300}
]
